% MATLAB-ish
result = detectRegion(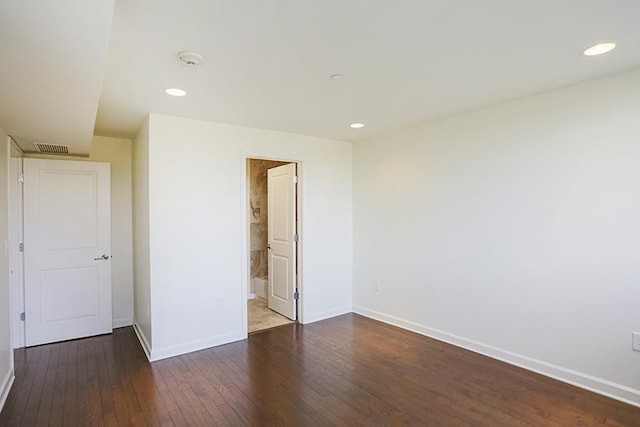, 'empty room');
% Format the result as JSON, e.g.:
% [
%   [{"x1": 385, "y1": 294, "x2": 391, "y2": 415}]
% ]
[{"x1": 0, "y1": 1, "x2": 639, "y2": 425}]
